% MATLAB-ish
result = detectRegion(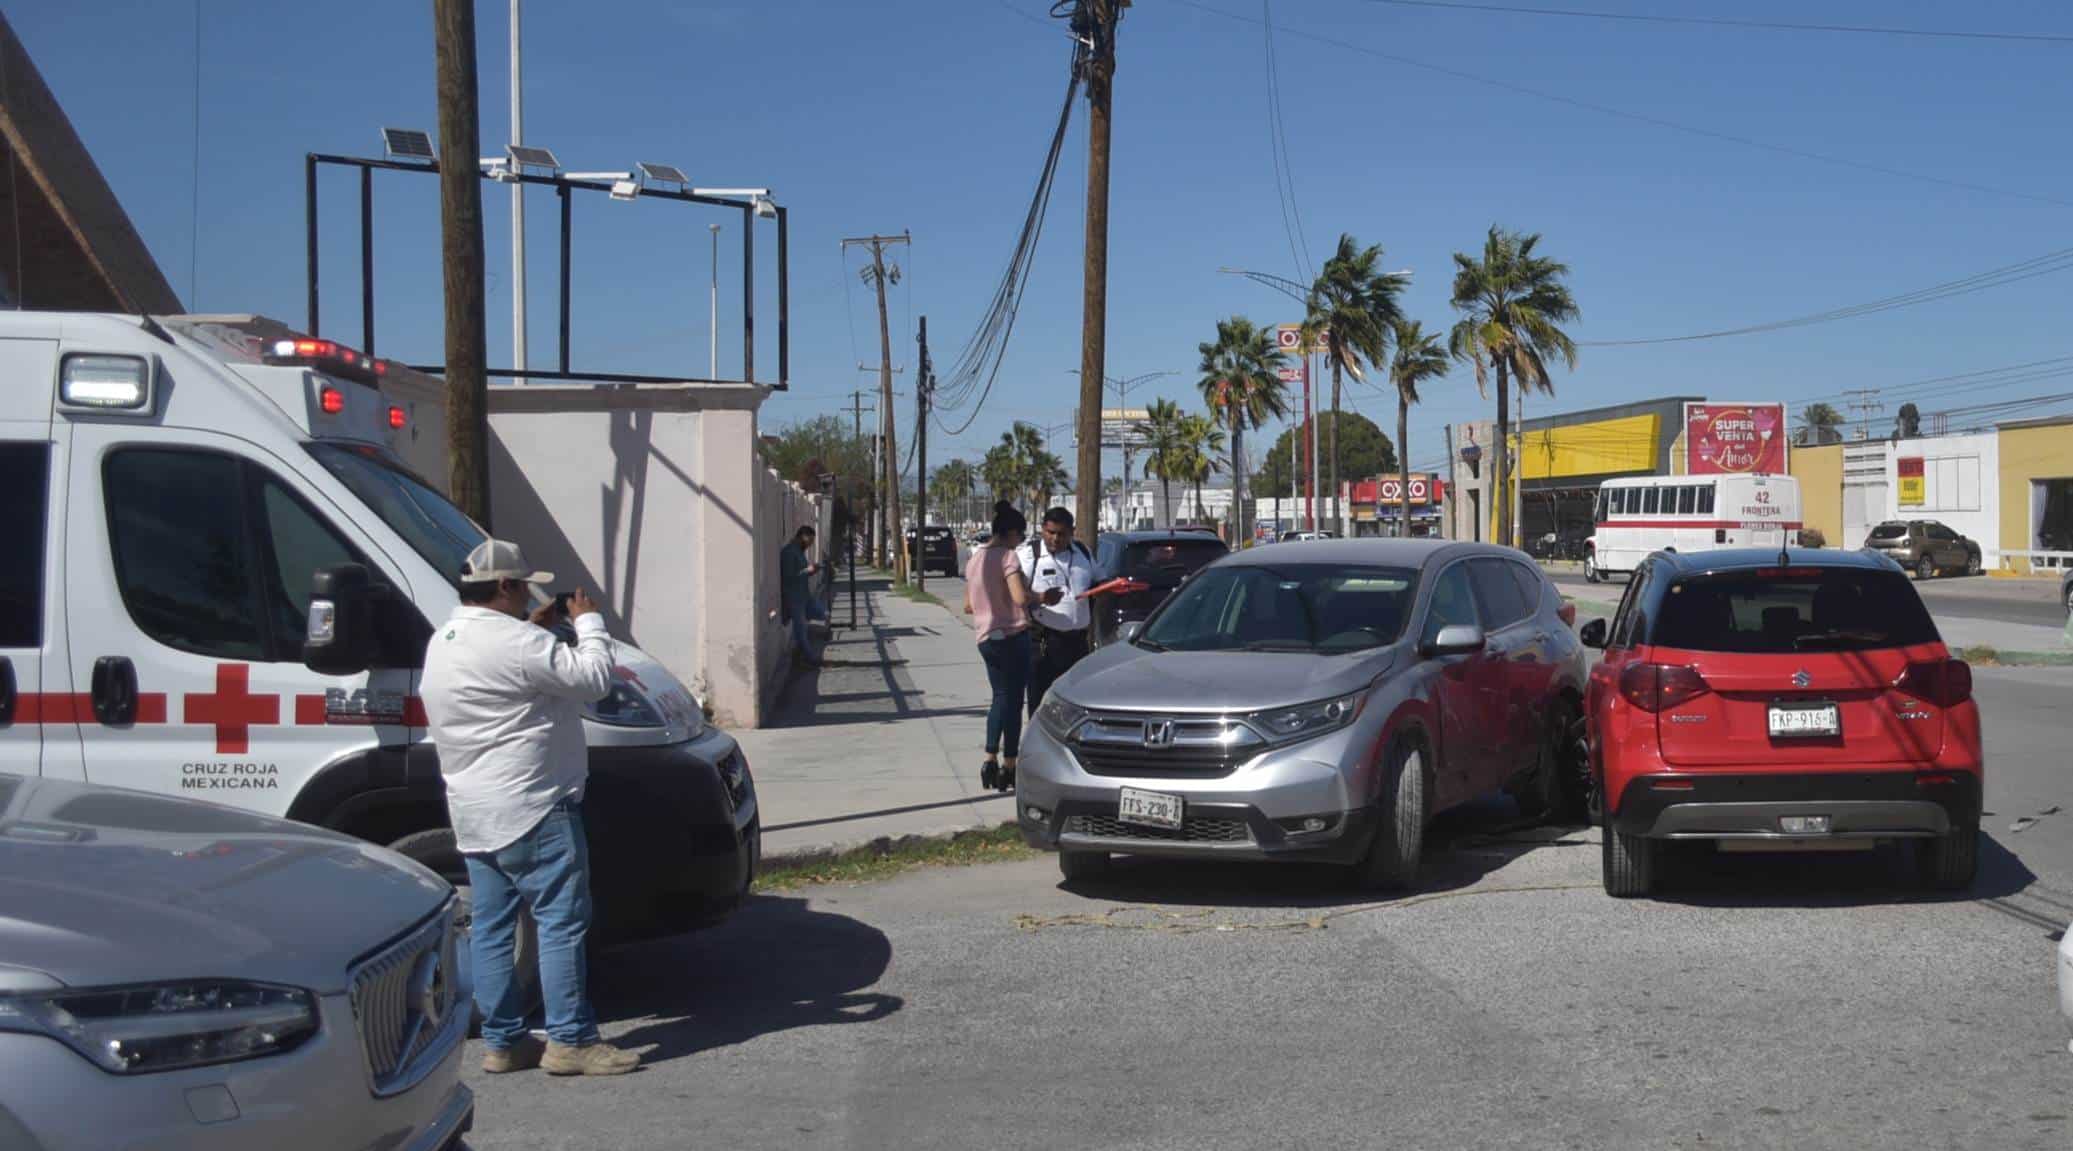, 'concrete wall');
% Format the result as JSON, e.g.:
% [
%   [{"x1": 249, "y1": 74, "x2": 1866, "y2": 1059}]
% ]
[
  {"x1": 1885, "y1": 432, "x2": 1998, "y2": 560},
  {"x1": 1997, "y1": 419, "x2": 2073, "y2": 573},
  {"x1": 1789, "y1": 442, "x2": 1844, "y2": 546},
  {"x1": 487, "y1": 382, "x2": 801, "y2": 728},
  {"x1": 752, "y1": 456, "x2": 830, "y2": 697}
]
